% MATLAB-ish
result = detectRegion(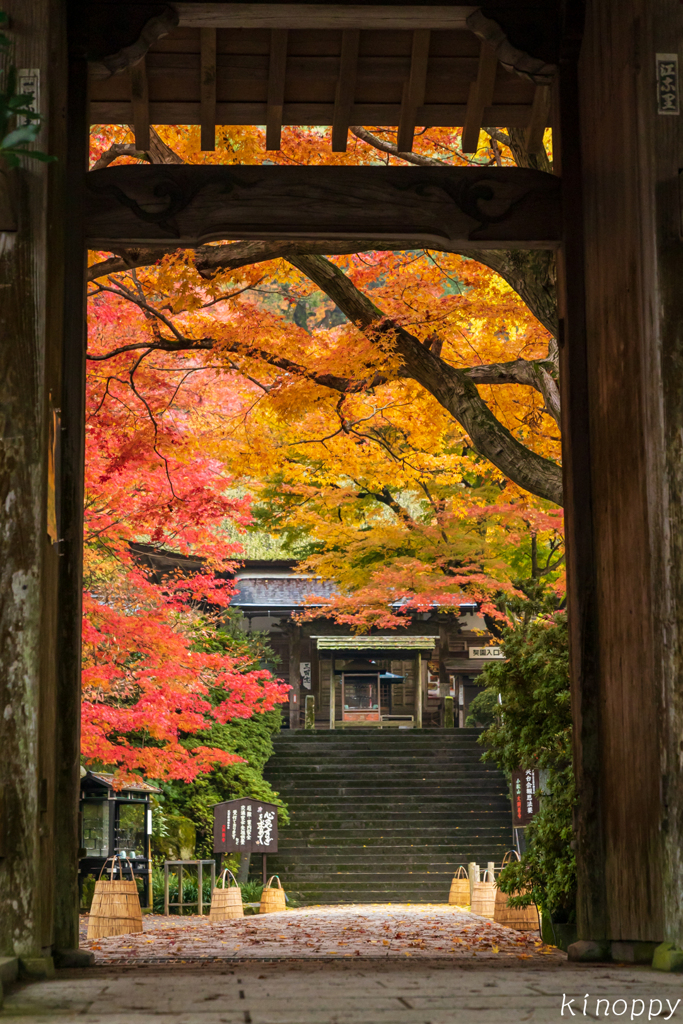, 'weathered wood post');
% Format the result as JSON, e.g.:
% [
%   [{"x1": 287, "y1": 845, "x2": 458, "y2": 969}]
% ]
[
  {"x1": 305, "y1": 694, "x2": 315, "y2": 730},
  {"x1": 559, "y1": 0, "x2": 683, "y2": 961},
  {"x1": 288, "y1": 624, "x2": 301, "y2": 729},
  {"x1": 0, "y1": 0, "x2": 89, "y2": 964},
  {"x1": 164, "y1": 862, "x2": 169, "y2": 916},
  {"x1": 468, "y1": 862, "x2": 477, "y2": 905},
  {"x1": 444, "y1": 696, "x2": 455, "y2": 729},
  {"x1": 414, "y1": 652, "x2": 423, "y2": 729},
  {"x1": 329, "y1": 656, "x2": 336, "y2": 730},
  {"x1": 238, "y1": 852, "x2": 251, "y2": 884}
]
